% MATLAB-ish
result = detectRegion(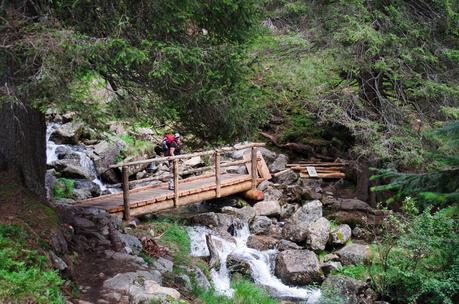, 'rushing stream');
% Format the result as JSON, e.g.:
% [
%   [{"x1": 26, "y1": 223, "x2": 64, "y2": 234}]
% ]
[{"x1": 187, "y1": 224, "x2": 321, "y2": 303}]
